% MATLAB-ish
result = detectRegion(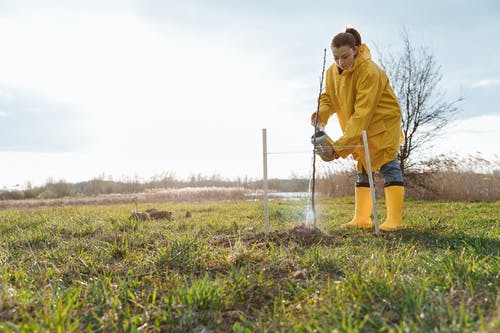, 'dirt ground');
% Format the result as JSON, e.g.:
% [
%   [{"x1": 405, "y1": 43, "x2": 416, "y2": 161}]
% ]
[{"x1": 210, "y1": 224, "x2": 349, "y2": 247}]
